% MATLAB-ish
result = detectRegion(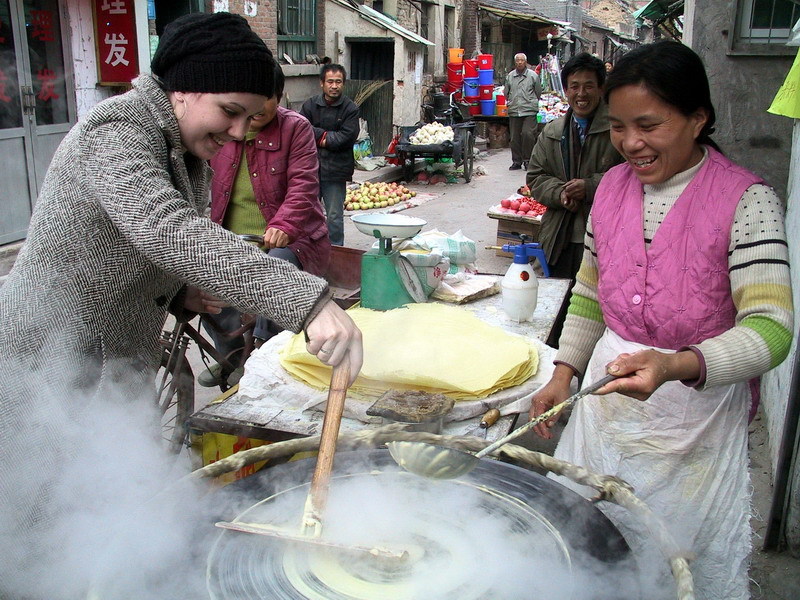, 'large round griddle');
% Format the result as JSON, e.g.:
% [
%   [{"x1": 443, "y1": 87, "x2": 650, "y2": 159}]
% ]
[{"x1": 207, "y1": 450, "x2": 639, "y2": 600}]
